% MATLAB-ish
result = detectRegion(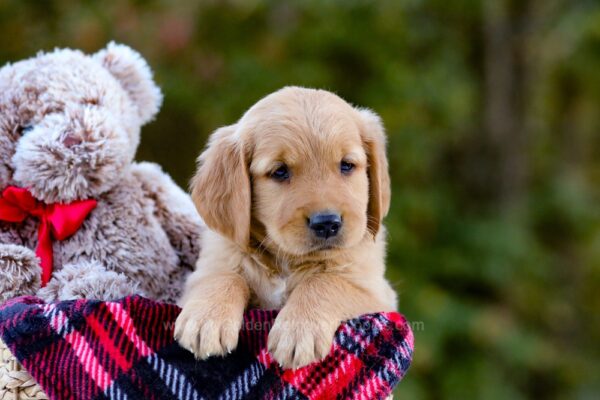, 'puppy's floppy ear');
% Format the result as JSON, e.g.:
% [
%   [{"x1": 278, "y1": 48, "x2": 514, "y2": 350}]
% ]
[
  {"x1": 190, "y1": 124, "x2": 251, "y2": 248},
  {"x1": 357, "y1": 108, "x2": 391, "y2": 237},
  {"x1": 94, "y1": 42, "x2": 163, "y2": 124}
]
